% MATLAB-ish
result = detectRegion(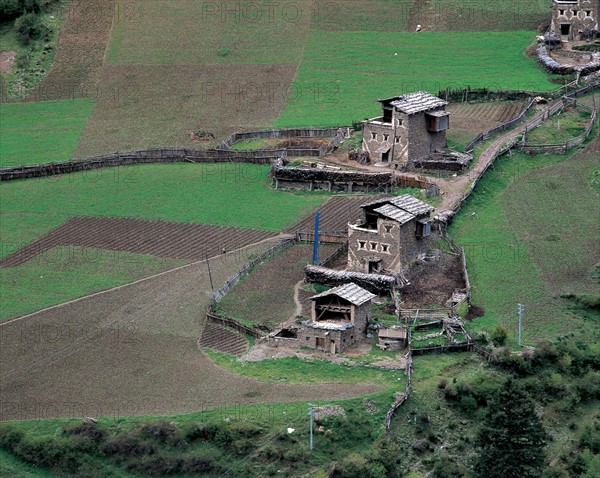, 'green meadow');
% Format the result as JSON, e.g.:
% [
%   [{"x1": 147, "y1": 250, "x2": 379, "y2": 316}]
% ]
[
  {"x1": 0, "y1": 100, "x2": 94, "y2": 167},
  {"x1": 276, "y1": 31, "x2": 556, "y2": 127}
]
